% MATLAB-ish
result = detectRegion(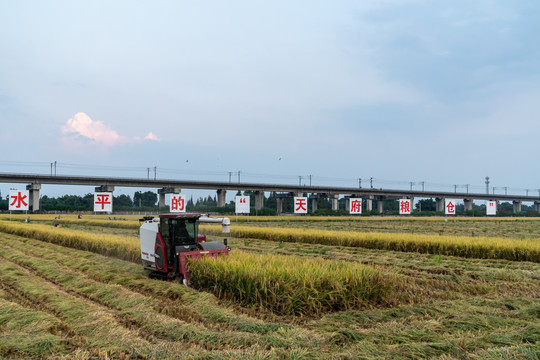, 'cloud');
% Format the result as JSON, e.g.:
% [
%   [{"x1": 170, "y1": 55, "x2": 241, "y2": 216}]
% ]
[
  {"x1": 144, "y1": 132, "x2": 160, "y2": 141},
  {"x1": 62, "y1": 112, "x2": 159, "y2": 147}
]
